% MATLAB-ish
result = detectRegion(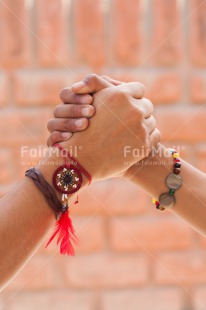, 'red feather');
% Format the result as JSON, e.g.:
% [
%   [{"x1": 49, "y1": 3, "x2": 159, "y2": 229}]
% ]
[{"x1": 46, "y1": 210, "x2": 78, "y2": 256}]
